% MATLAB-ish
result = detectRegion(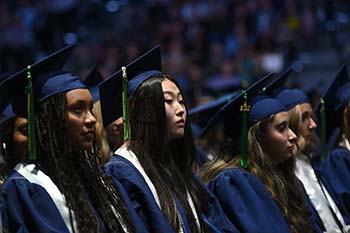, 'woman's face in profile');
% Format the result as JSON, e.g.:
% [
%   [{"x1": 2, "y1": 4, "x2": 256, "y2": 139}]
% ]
[
  {"x1": 66, "y1": 89, "x2": 96, "y2": 152},
  {"x1": 263, "y1": 111, "x2": 296, "y2": 163},
  {"x1": 12, "y1": 117, "x2": 28, "y2": 164},
  {"x1": 162, "y1": 79, "x2": 187, "y2": 140}
]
